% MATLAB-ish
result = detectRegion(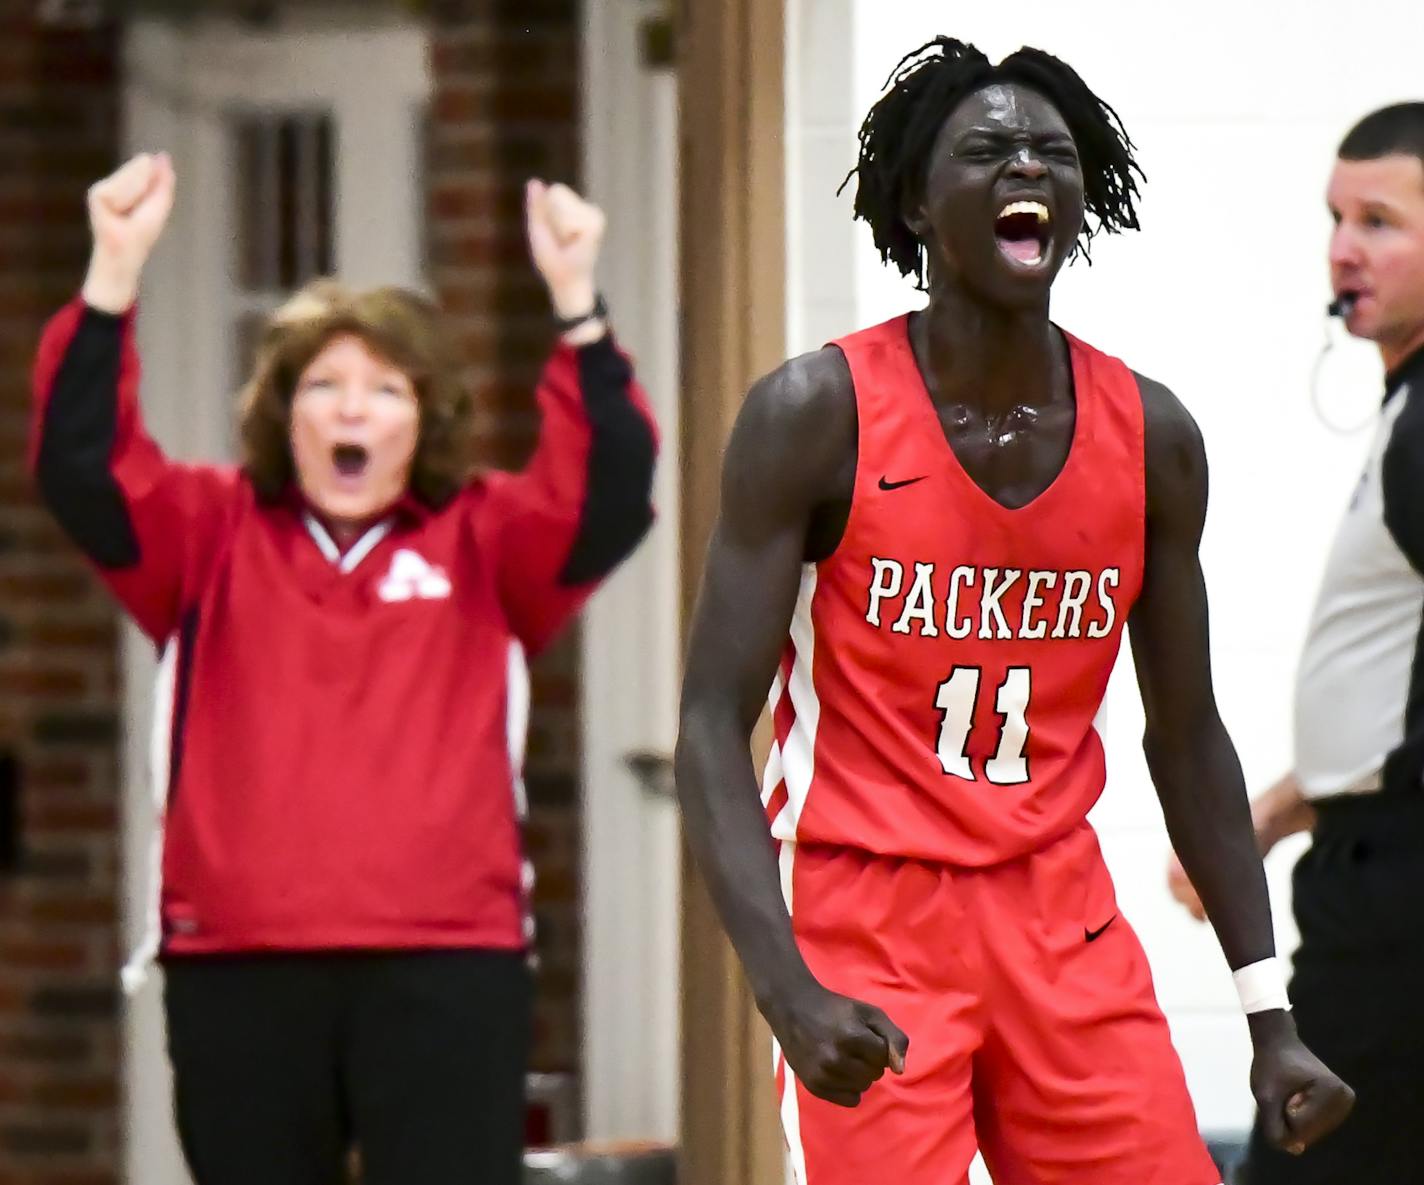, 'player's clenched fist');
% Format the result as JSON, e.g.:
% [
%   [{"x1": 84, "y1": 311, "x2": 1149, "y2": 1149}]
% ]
[
  {"x1": 83, "y1": 152, "x2": 176, "y2": 314},
  {"x1": 764, "y1": 981, "x2": 909, "y2": 1107},
  {"x1": 1251, "y1": 1021, "x2": 1355, "y2": 1156}
]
